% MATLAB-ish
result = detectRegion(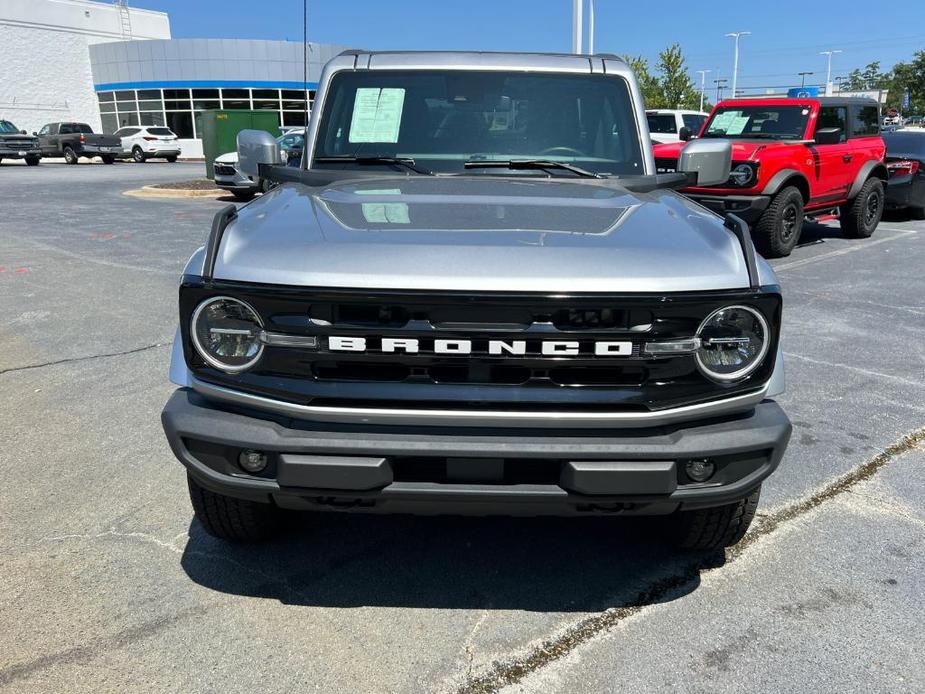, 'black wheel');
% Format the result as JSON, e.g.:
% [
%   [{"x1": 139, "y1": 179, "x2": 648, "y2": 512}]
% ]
[
  {"x1": 101, "y1": 155, "x2": 115, "y2": 165},
  {"x1": 840, "y1": 177, "x2": 884, "y2": 238},
  {"x1": 752, "y1": 186, "x2": 804, "y2": 258},
  {"x1": 25, "y1": 156, "x2": 40, "y2": 166},
  {"x1": 132, "y1": 146, "x2": 146, "y2": 163},
  {"x1": 231, "y1": 190, "x2": 256, "y2": 201},
  {"x1": 63, "y1": 146, "x2": 79, "y2": 165},
  {"x1": 187, "y1": 475, "x2": 281, "y2": 543},
  {"x1": 258, "y1": 177, "x2": 276, "y2": 194},
  {"x1": 166, "y1": 155, "x2": 178, "y2": 163},
  {"x1": 666, "y1": 487, "x2": 761, "y2": 550}
]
